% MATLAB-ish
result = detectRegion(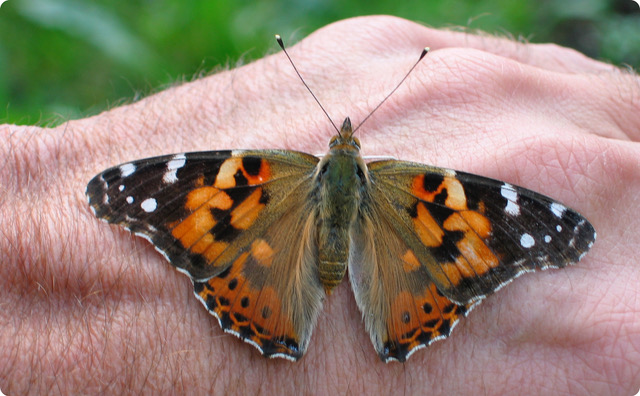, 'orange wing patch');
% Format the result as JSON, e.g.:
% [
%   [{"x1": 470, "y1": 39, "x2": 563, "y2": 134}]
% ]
[
  {"x1": 412, "y1": 174, "x2": 467, "y2": 210},
  {"x1": 195, "y1": 252, "x2": 302, "y2": 359},
  {"x1": 384, "y1": 283, "x2": 467, "y2": 361},
  {"x1": 169, "y1": 187, "x2": 233, "y2": 264},
  {"x1": 214, "y1": 157, "x2": 272, "y2": 189},
  {"x1": 410, "y1": 173, "x2": 500, "y2": 288},
  {"x1": 402, "y1": 249, "x2": 421, "y2": 272},
  {"x1": 251, "y1": 239, "x2": 275, "y2": 267},
  {"x1": 168, "y1": 156, "x2": 273, "y2": 267},
  {"x1": 412, "y1": 203, "x2": 445, "y2": 247},
  {"x1": 440, "y1": 211, "x2": 499, "y2": 285},
  {"x1": 230, "y1": 188, "x2": 267, "y2": 230}
]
